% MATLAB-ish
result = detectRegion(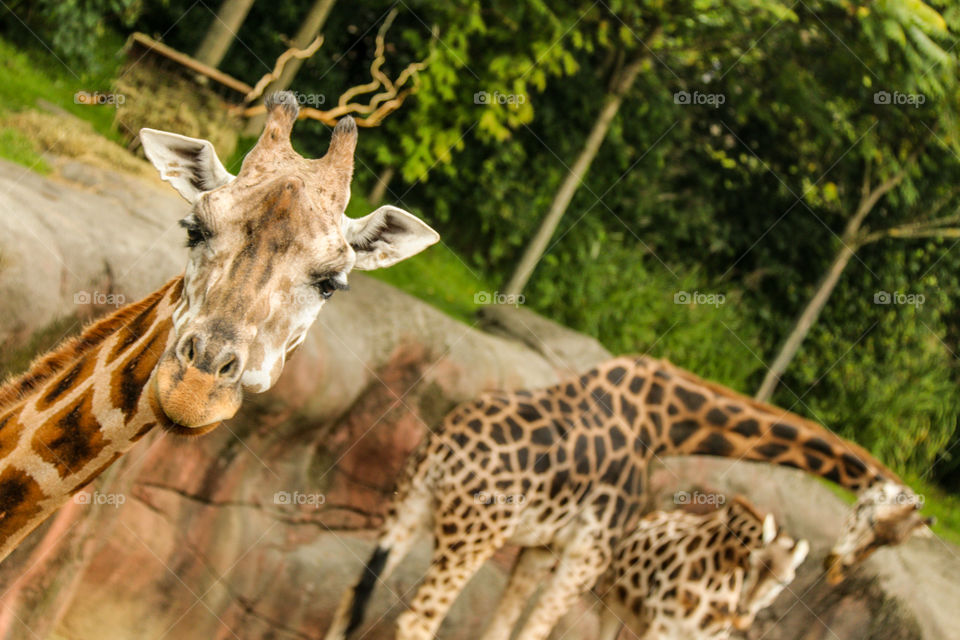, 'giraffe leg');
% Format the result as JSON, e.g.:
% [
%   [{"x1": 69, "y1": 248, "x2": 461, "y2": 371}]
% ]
[
  {"x1": 511, "y1": 525, "x2": 612, "y2": 640},
  {"x1": 479, "y1": 547, "x2": 558, "y2": 640},
  {"x1": 596, "y1": 607, "x2": 624, "y2": 640},
  {"x1": 396, "y1": 530, "x2": 504, "y2": 640}
]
